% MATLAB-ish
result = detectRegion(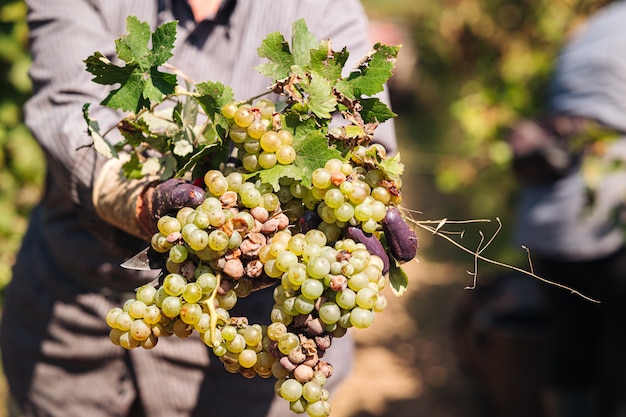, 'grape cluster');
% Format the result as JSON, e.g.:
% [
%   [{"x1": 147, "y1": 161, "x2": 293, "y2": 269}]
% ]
[{"x1": 106, "y1": 100, "x2": 414, "y2": 417}]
